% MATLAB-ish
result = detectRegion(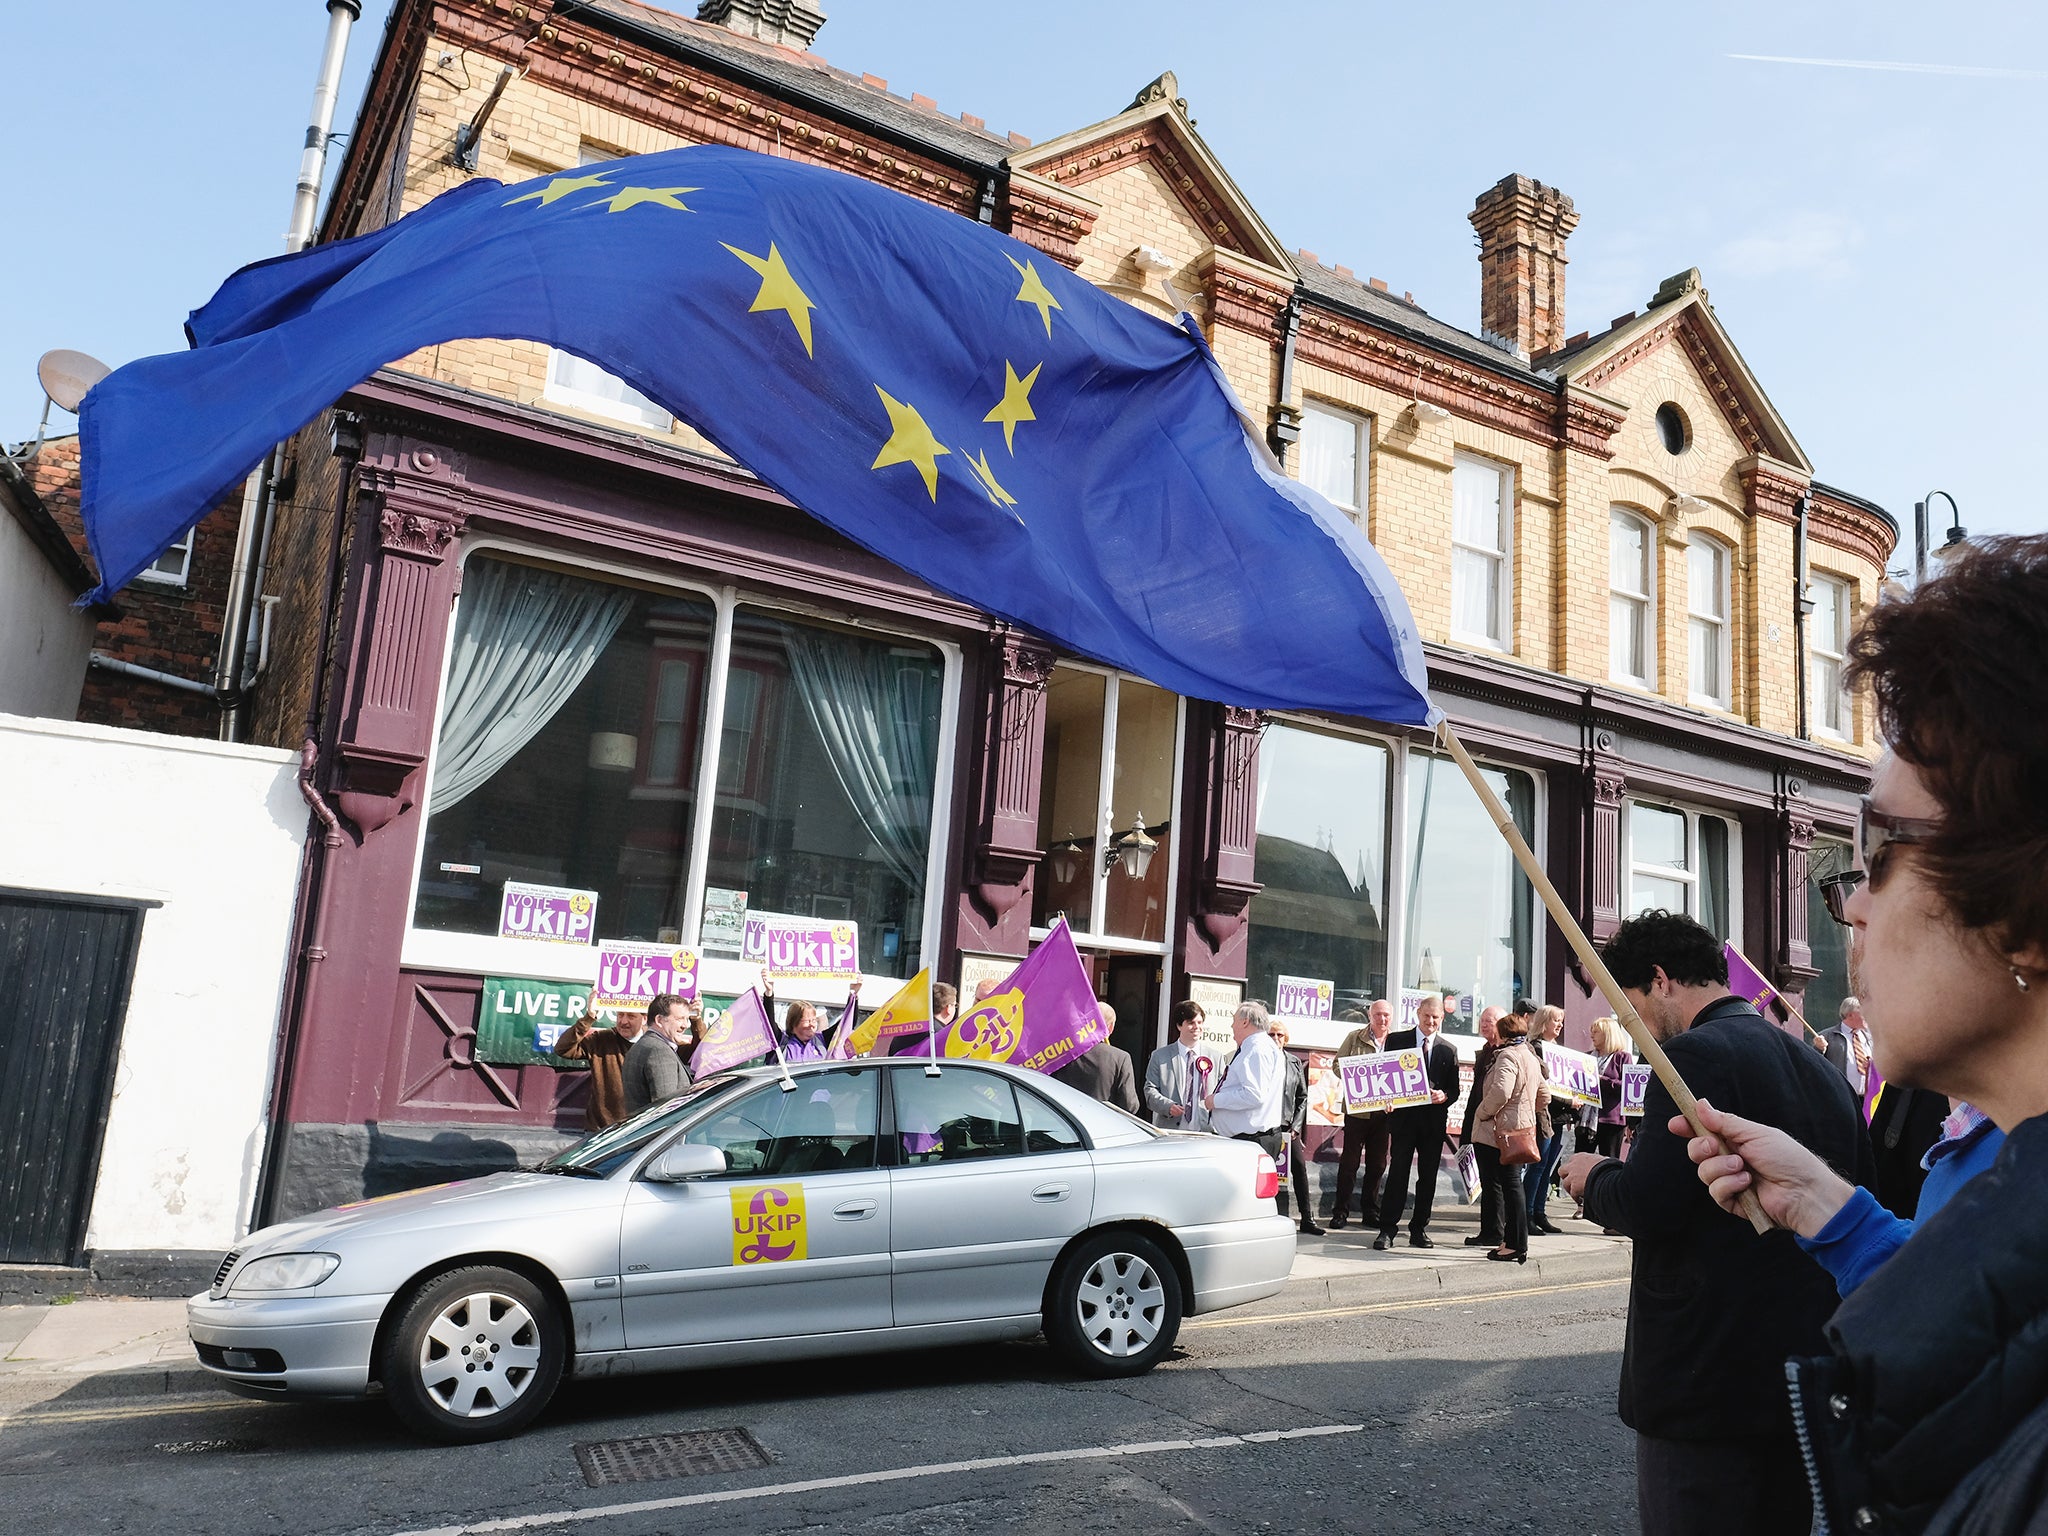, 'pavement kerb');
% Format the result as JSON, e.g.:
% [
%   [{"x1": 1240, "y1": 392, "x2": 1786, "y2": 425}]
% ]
[{"x1": 1264, "y1": 1243, "x2": 1632, "y2": 1315}]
